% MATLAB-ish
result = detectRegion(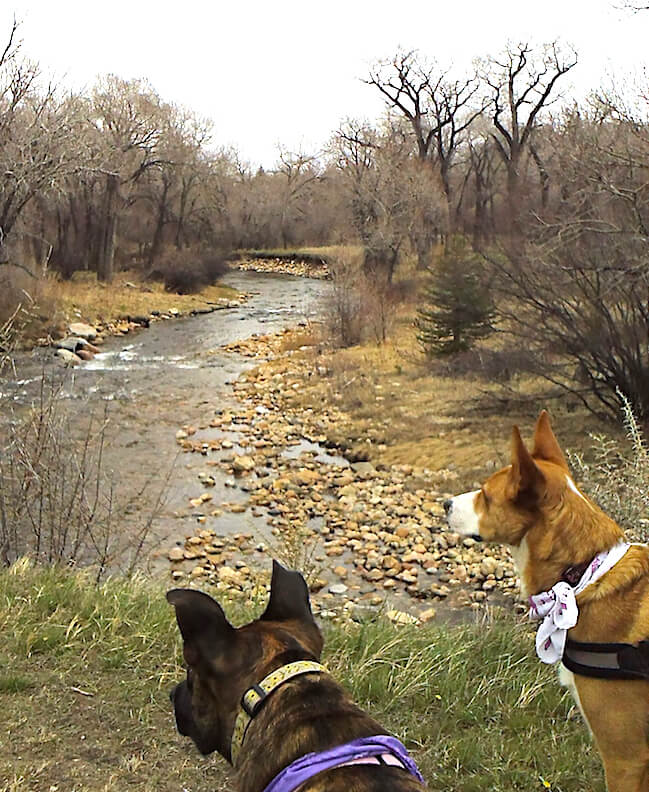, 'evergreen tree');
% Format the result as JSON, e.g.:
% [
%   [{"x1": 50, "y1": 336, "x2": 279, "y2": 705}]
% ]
[{"x1": 415, "y1": 238, "x2": 495, "y2": 356}]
